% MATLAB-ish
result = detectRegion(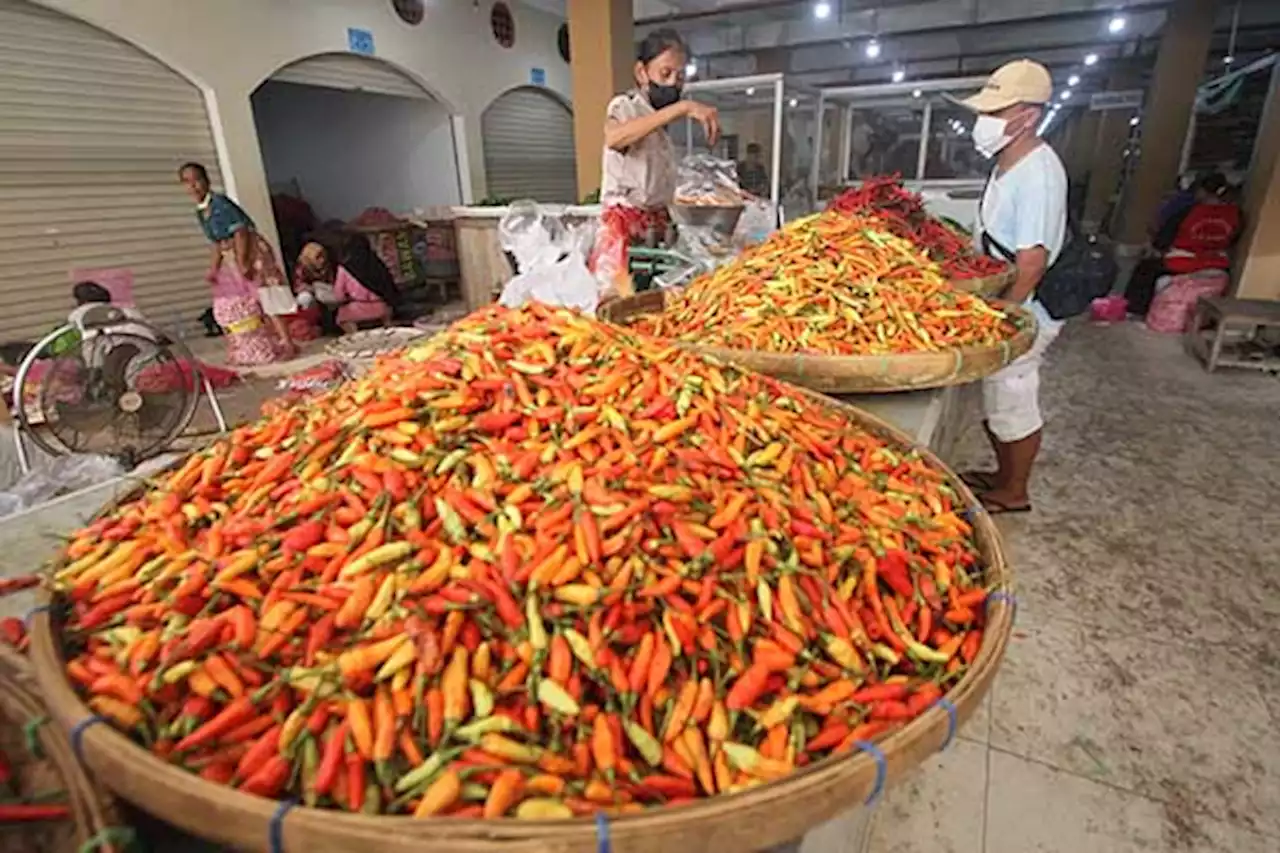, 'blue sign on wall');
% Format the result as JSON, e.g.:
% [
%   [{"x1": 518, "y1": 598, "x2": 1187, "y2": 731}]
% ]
[
  {"x1": 347, "y1": 28, "x2": 375, "y2": 56},
  {"x1": 530, "y1": 67, "x2": 546, "y2": 86}
]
